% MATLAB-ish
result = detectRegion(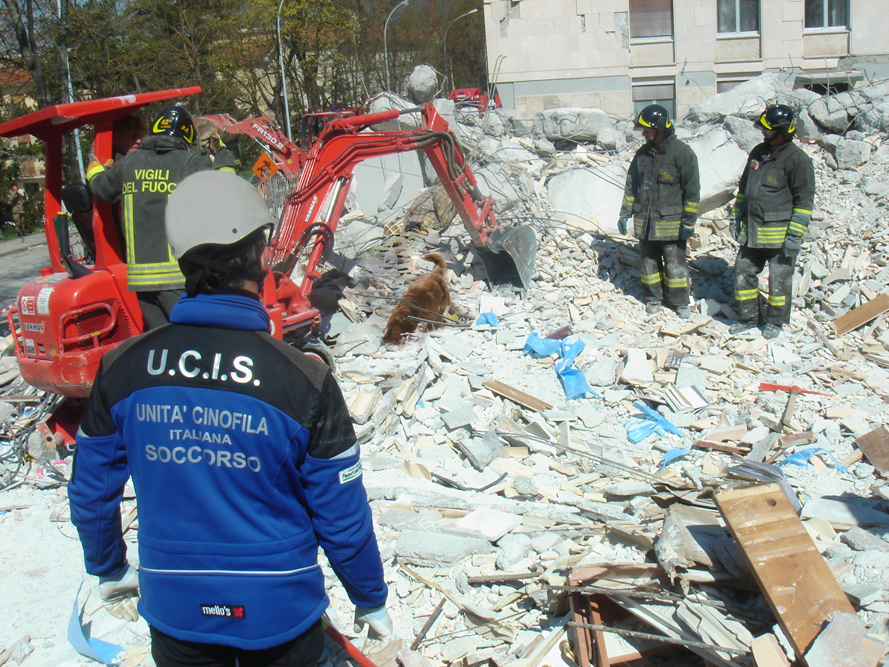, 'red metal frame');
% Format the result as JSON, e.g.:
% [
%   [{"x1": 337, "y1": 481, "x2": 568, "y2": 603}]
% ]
[
  {"x1": 2, "y1": 94, "x2": 517, "y2": 404},
  {"x1": 0, "y1": 88, "x2": 201, "y2": 397}
]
